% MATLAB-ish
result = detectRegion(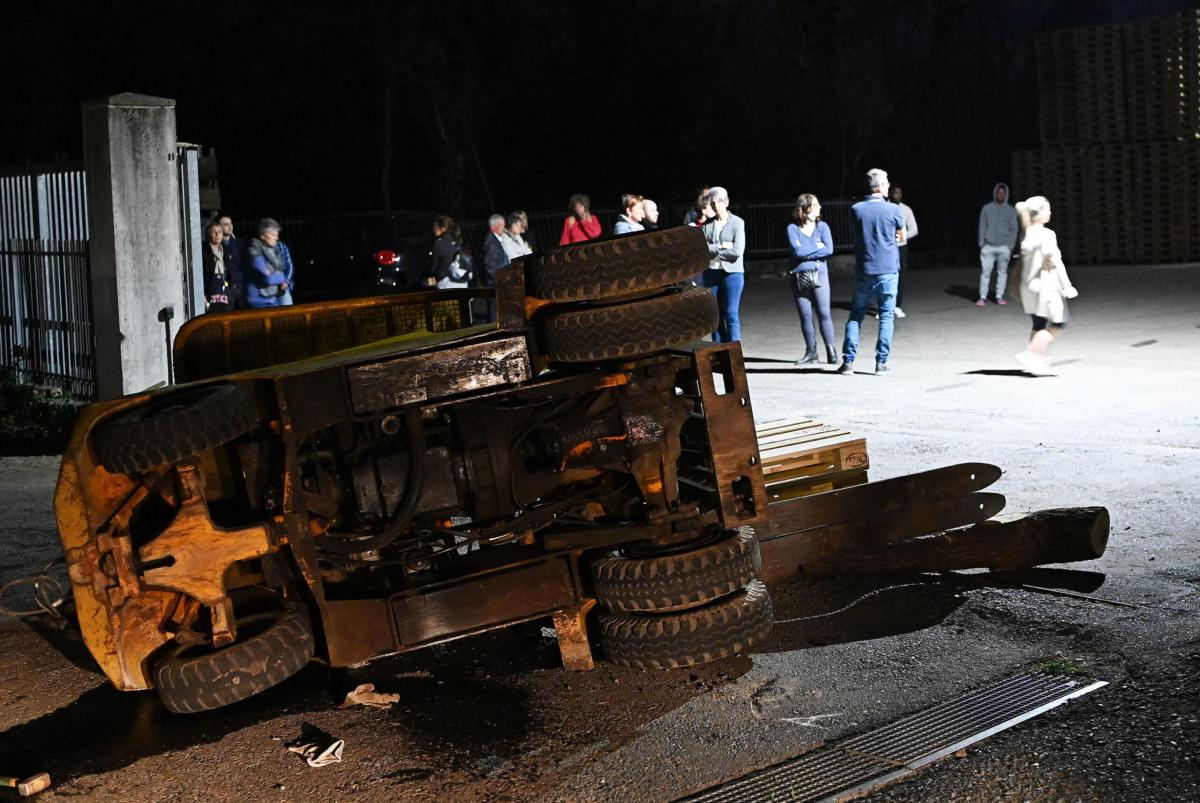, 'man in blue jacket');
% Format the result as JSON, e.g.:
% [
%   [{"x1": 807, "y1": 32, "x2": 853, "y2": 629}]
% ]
[{"x1": 839, "y1": 169, "x2": 906, "y2": 376}]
